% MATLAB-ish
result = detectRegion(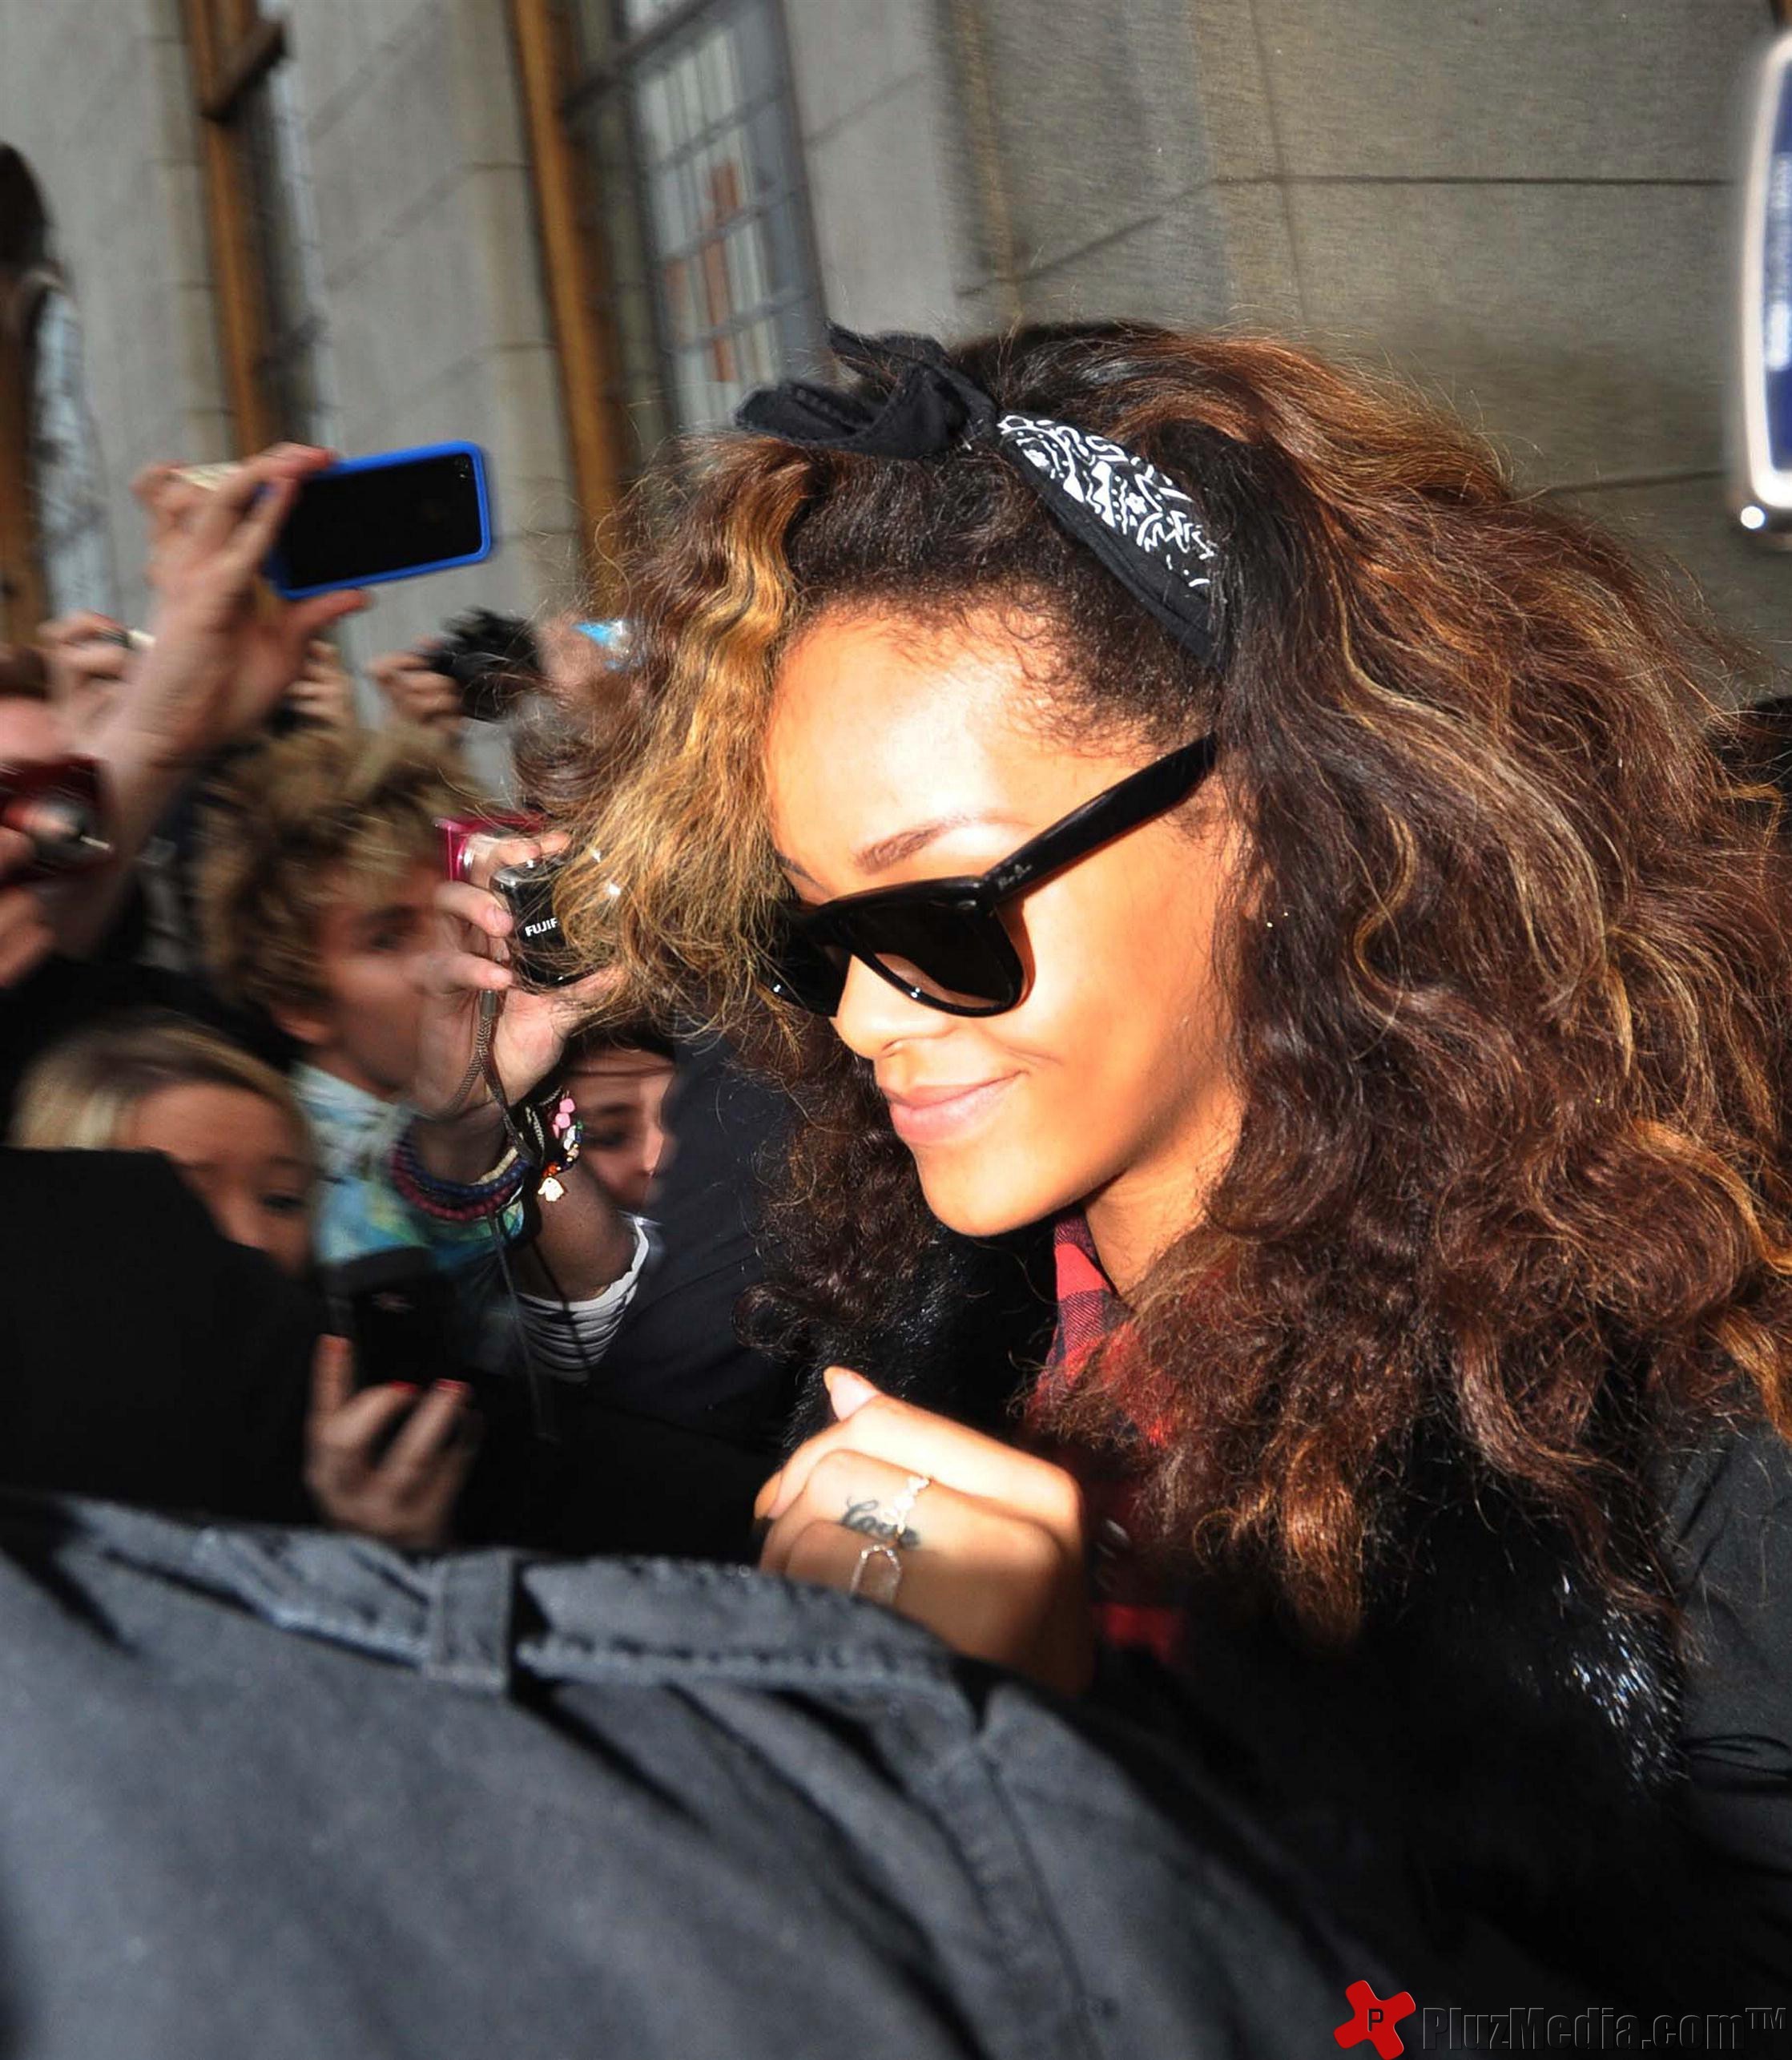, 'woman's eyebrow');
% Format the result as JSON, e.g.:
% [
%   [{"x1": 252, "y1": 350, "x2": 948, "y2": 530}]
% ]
[
  {"x1": 852, "y1": 812, "x2": 1027, "y2": 876},
  {"x1": 777, "y1": 812, "x2": 1026, "y2": 887}
]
